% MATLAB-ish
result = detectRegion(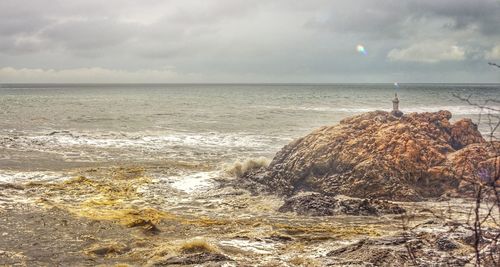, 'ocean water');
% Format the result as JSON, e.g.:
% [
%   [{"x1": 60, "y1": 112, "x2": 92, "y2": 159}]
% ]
[{"x1": 0, "y1": 83, "x2": 498, "y2": 172}]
